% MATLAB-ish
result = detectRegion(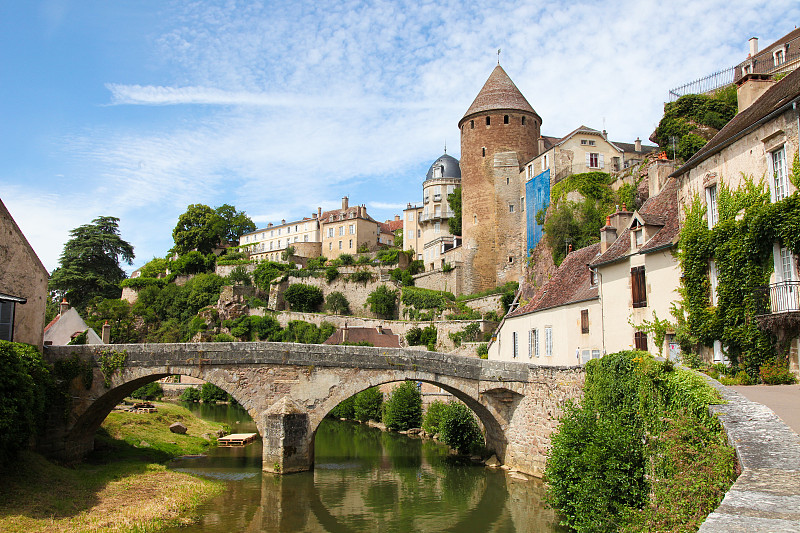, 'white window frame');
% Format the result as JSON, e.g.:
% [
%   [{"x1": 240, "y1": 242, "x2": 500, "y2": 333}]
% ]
[
  {"x1": 545, "y1": 326, "x2": 553, "y2": 357},
  {"x1": 532, "y1": 329, "x2": 539, "y2": 358},
  {"x1": 770, "y1": 146, "x2": 789, "y2": 203},
  {"x1": 512, "y1": 331, "x2": 518, "y2": 359},
  {"x1": 706, "y1": 184, "x2": 718, "y2": 228}
]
